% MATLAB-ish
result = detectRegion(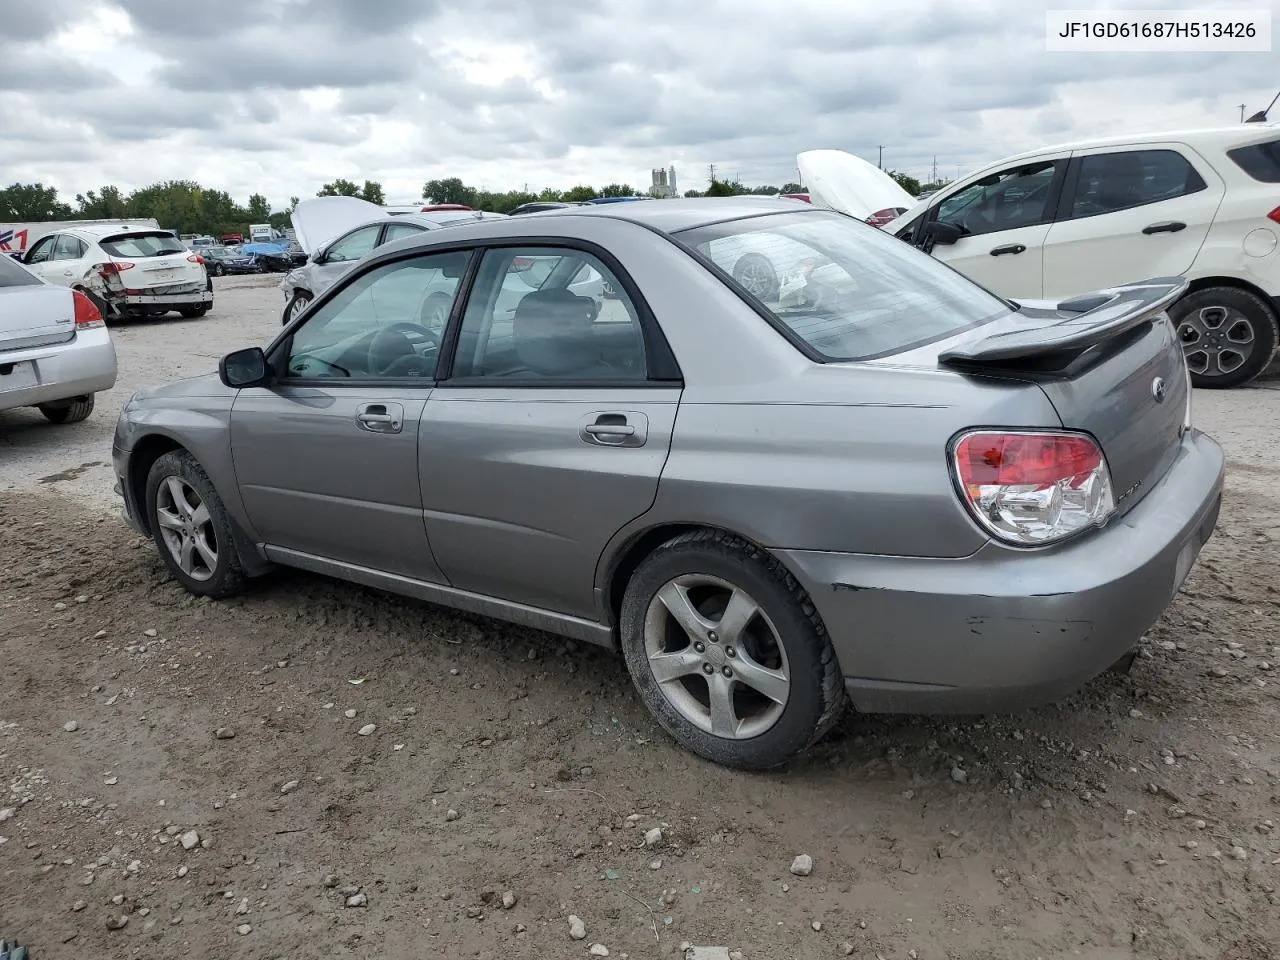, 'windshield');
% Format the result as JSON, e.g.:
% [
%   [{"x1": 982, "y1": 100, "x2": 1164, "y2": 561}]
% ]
[
  {"x1": 100, "y1": 232, "x2": 187, "y2": 258},
  {"x1": 677, "y1": 210, "x2": 1010, "y2": 361}
]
